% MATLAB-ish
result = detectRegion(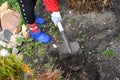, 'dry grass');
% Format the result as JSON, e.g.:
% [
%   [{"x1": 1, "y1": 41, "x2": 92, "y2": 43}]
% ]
[
  {"x1": 65, "y1": 0, "x2": 112, "y2": 13},
  {"x1": 39, "y1": 66, "x2": 62, "y2": 80}
]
